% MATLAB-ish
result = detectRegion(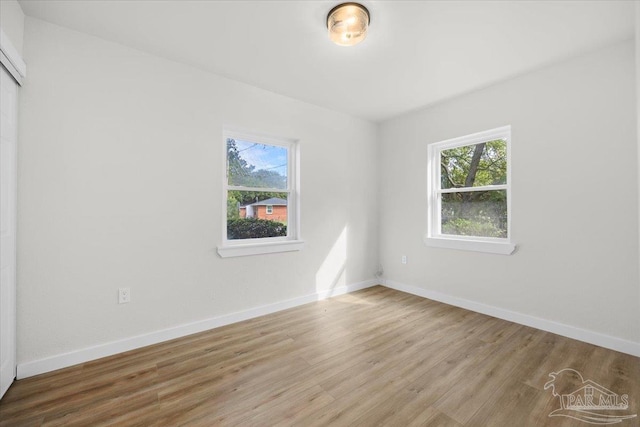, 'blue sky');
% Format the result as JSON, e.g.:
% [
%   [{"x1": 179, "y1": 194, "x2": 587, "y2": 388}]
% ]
[{"x1": 236, "y1": 139, "x2": 288, "y2": 177}]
